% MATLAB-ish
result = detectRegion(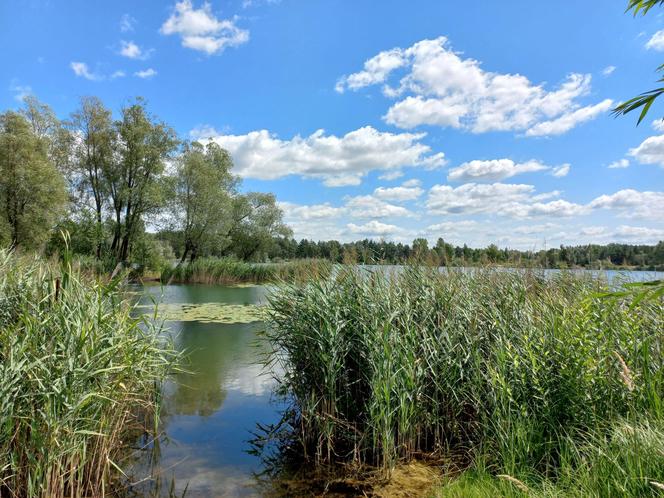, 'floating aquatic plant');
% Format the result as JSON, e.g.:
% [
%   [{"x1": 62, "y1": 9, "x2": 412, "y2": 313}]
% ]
[{"x1": 141, "y1": 302, "x2": 265, "y2": 324}]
